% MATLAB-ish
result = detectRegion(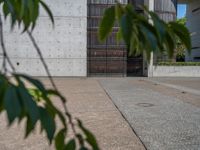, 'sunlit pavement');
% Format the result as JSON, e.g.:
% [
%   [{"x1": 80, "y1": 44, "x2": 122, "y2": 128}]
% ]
[
  {"x1": 0, "y1": 78, "x2": 144, "y2": 150},
  {"x1": 99, "y1": 77, "x2": 200, "y2": 150},
  {"x1": 1, "y1": 77, "x2": 200, "y2": 150}
]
